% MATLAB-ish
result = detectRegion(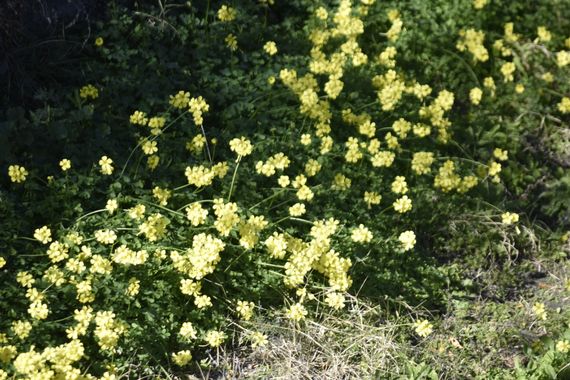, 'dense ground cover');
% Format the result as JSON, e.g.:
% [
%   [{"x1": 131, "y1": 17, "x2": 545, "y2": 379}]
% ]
[{"x1": 0, "y1": 0, "x2": 569, "y2": 378}]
